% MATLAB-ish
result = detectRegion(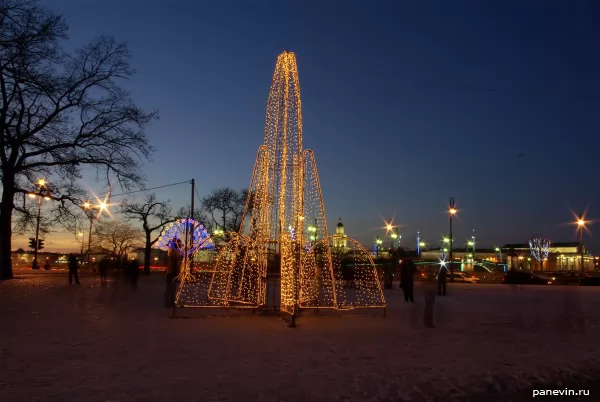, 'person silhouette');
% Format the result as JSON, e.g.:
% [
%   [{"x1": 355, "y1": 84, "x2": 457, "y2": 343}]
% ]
[
  {"x1": 165, "y1": 239, "x2": 182, "y2": 307},
  {"x1": 68, "y1": 253, "x2": 80, "y2": 285},
  {"x1": 400, "y1": 259, "x2": 416, "y2": 302},
  {"x1": 437, "y1": 265, "x2": 448, "y2": 296},
  {"x1": 423, "y1": 276, "x2": 436, "y2": 328}
]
